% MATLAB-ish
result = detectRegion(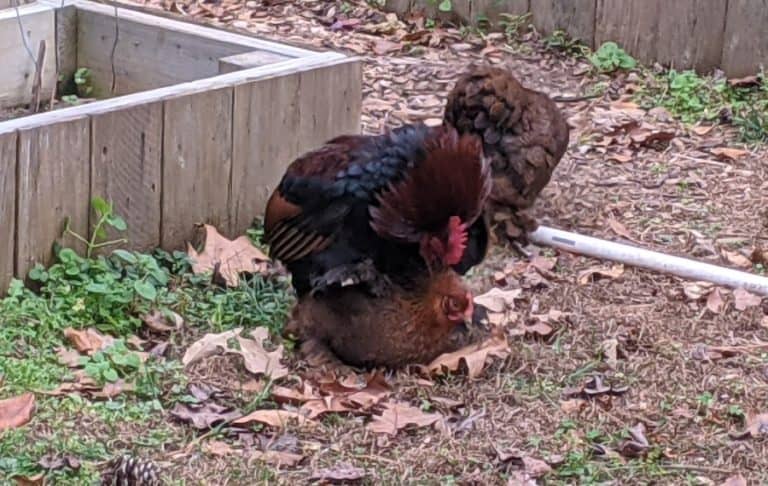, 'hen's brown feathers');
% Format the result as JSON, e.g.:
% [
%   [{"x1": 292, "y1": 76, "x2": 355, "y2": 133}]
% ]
[
  {"x1": 444, "y1": 65, "x2": 570, "y2": 241},
  {"x1": 286, "y1": 268, "x2": 474, "y2": 368}
]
